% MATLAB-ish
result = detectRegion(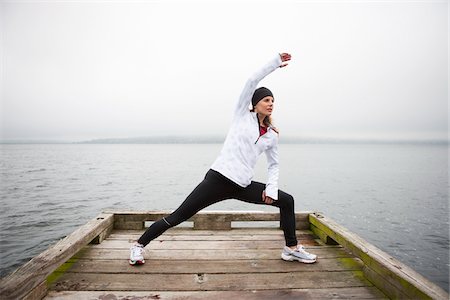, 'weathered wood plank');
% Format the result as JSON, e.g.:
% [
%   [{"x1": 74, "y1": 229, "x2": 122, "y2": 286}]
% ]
[
  {"x1": 50, "y1": 271, "x2": 373, "y2": 291},
  {"x1": 309, "y1": 213, "x2": 449, "y2": 300},
  {"x1": 111, "y1": 228, "x2": 315, "y2": 236},
  {"x1": 110, "y1": 210, "x2": 312, "y2": 230},
  {"x1": 89, "y1": 223, "x2": 113, "y2": 244},
  {"x1": 363, "y1": 265, "x2": 409, "y2": 299},
  {"x1": 0, "y1": 213, "x2": 114, "y2": 300},
  {"x1": 23, "y1": 280, "x2": 47, "y2": 300},
  {"x1": 194, "y1": 213, "x2": 232, "y2": 230},
  {"x1": 108, "y1": 234, "x2": 314, "y2": 241},
  {"x1": 311, "y1": 223, "x2": 339, "y2": 245},
  {"x1": 45, "y1": 287, "x2": 388, "y2": 299},
  {"x1": 107, "y1": 210, "x2": 313, "y2": 220},
  {"x1": 57, "y1": 257, "x2": 364, "y2": 274},
  {"x1": 74, "y1": 247, "x2": 349, "y2": 260},
  {"x1": 88, "y1": 239, "x2": 319, "y2": 249}
]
